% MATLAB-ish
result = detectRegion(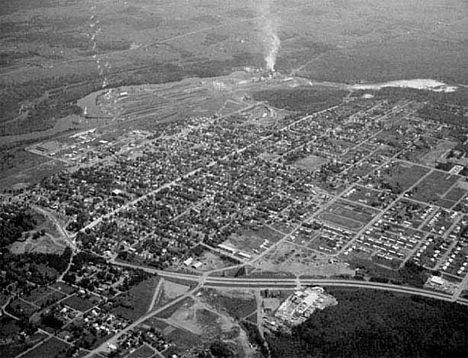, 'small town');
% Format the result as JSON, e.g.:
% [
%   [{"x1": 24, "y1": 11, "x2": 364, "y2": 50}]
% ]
[{"x1": 1, "y1": 68, "x2": 468, "y2": 358}]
